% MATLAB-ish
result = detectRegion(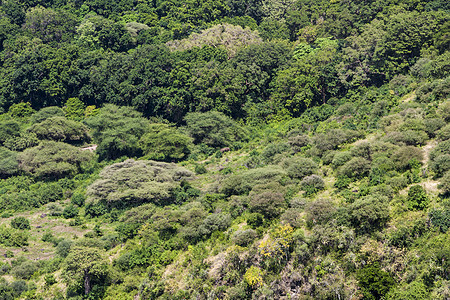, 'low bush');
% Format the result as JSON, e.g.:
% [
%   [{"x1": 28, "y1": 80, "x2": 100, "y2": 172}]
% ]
[
  {"x1": 11, "y1": 261, "x2": 38, "y2": 280},
  {"x1": 249, "y1": 191, "x2": 287, "y2": 219},
  {"x1": 338, "y1": 157, "x2": 371, "y2": 179},
  {"x1": 331, "y1": 151, "x2": 352, "y2": 169},
  {"x1": 0, "y1": 225, "x2": 29, "y2": 247},
  {"x1": 10, "y1": 217, "x2": 30, "y2": 230},
  {"x1": 63, "y1": 205, "x2": 79, "y2": 219},
  {"x1": 281, "y1": 157, "x2": 318, "y2": 179},
  {"x1": 407, "y1": 185, "x2": 428, "y2": 210},
  {"x1": 429, "y1": 154, "x2": 450, "y2": 177},
  {"x1": 301, "y1": 175, "x2": 325, "y2": 196},
  {"x1": 349, "y1": 195, "x2": 389, "y2": 234},
  {"x1": 391, "y1": 146, "x2": 423, "y2": 171}
]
